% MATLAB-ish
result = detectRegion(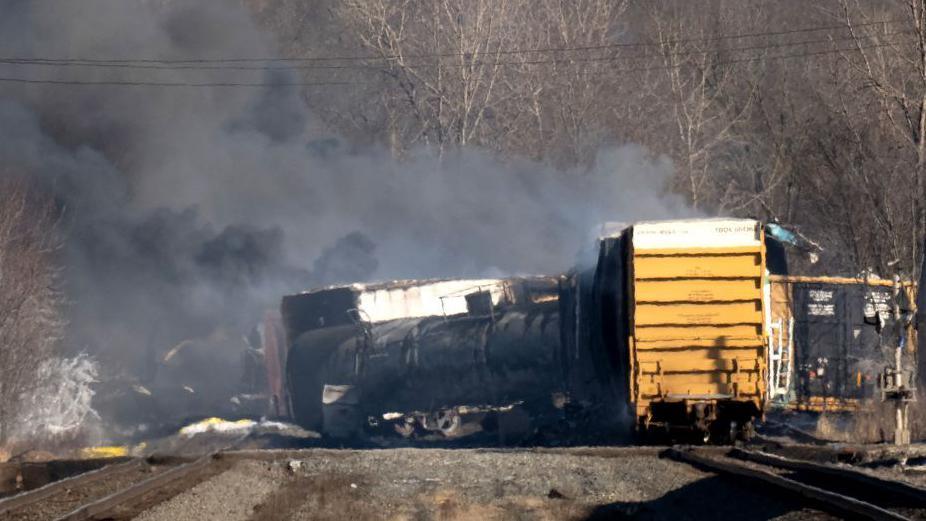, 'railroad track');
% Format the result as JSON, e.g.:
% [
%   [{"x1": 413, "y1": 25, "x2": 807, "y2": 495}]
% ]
[
  {"x1": 668, "y1": 446, "x2": 926, "y2": 520},
  {"x1": 0, "y1": 454, "x2": 226, "y2": 521}
]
